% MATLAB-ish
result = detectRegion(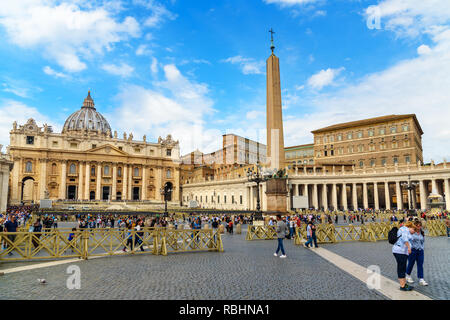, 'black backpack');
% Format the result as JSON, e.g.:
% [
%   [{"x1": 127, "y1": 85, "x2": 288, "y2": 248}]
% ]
[{"x1": 388, "y1": 226, "x2": 400, "y2": 245}]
